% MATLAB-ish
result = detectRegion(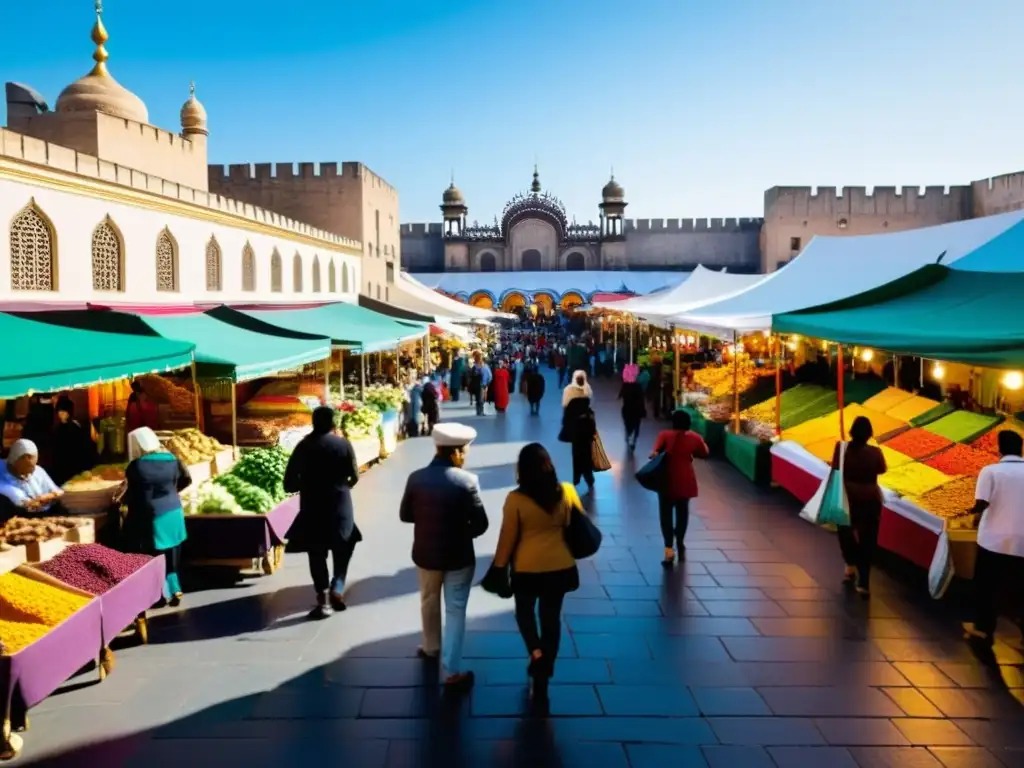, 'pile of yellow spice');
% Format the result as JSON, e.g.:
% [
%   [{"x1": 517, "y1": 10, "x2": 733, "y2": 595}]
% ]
[{"x1": 0, "y1": 572, "x2": 90, "y2": 655}]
